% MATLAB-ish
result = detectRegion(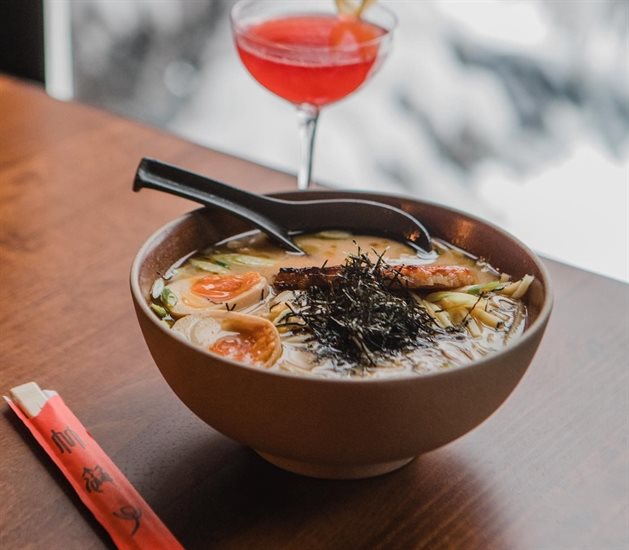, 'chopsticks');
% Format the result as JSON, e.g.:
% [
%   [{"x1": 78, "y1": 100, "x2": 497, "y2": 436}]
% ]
[{"x1": 5, "y1": 382, "x2": 184, "y2": 550}]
